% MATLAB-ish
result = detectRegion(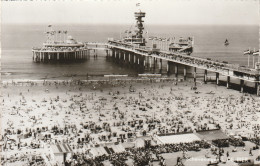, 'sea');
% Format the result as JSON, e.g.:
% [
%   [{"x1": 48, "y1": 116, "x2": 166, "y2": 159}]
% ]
[{"x1": 1, "y1": 24, "x2": 259, "y2": 81}]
